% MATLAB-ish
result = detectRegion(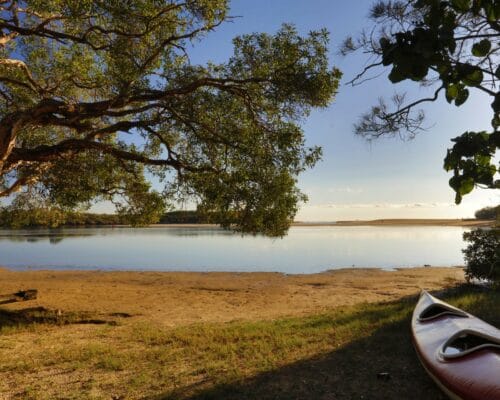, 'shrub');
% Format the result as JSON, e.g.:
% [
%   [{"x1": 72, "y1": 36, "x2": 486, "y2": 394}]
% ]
[
  {"x1": 462, "y1": 229, "x2": 500, "y2": 284},
  {"x1": 474, "y1": 205, "x2": 500, "y2": 220}
]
